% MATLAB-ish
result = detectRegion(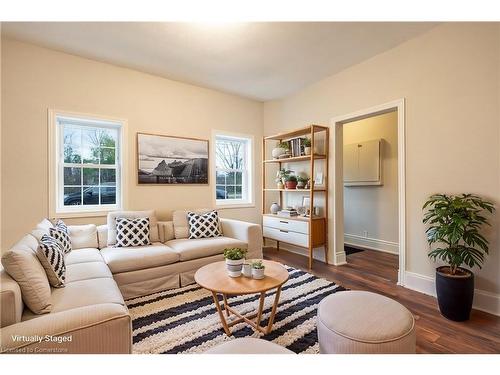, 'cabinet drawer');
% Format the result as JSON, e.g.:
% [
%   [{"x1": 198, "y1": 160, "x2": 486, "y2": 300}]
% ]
[
  {"x1": 263, "y1": 226, "x2": 309, "y2": 248},
  {"x1": 263, "y1": 216, "x2": 309, "y2": 234}
]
